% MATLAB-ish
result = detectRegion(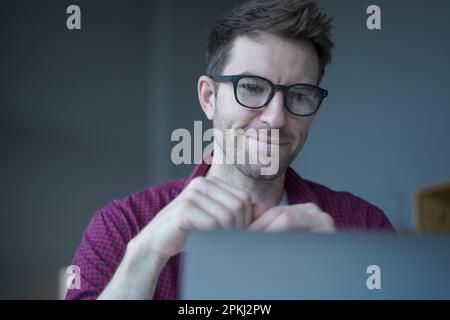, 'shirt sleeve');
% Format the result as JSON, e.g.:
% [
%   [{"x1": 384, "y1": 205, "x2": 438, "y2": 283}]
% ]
[
  {"x1": 366, "y1": 205, "x2": 396, "y2": 231},
  {"x1": 65, "y1": 202, "x2": 132, "y2": 300}
]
